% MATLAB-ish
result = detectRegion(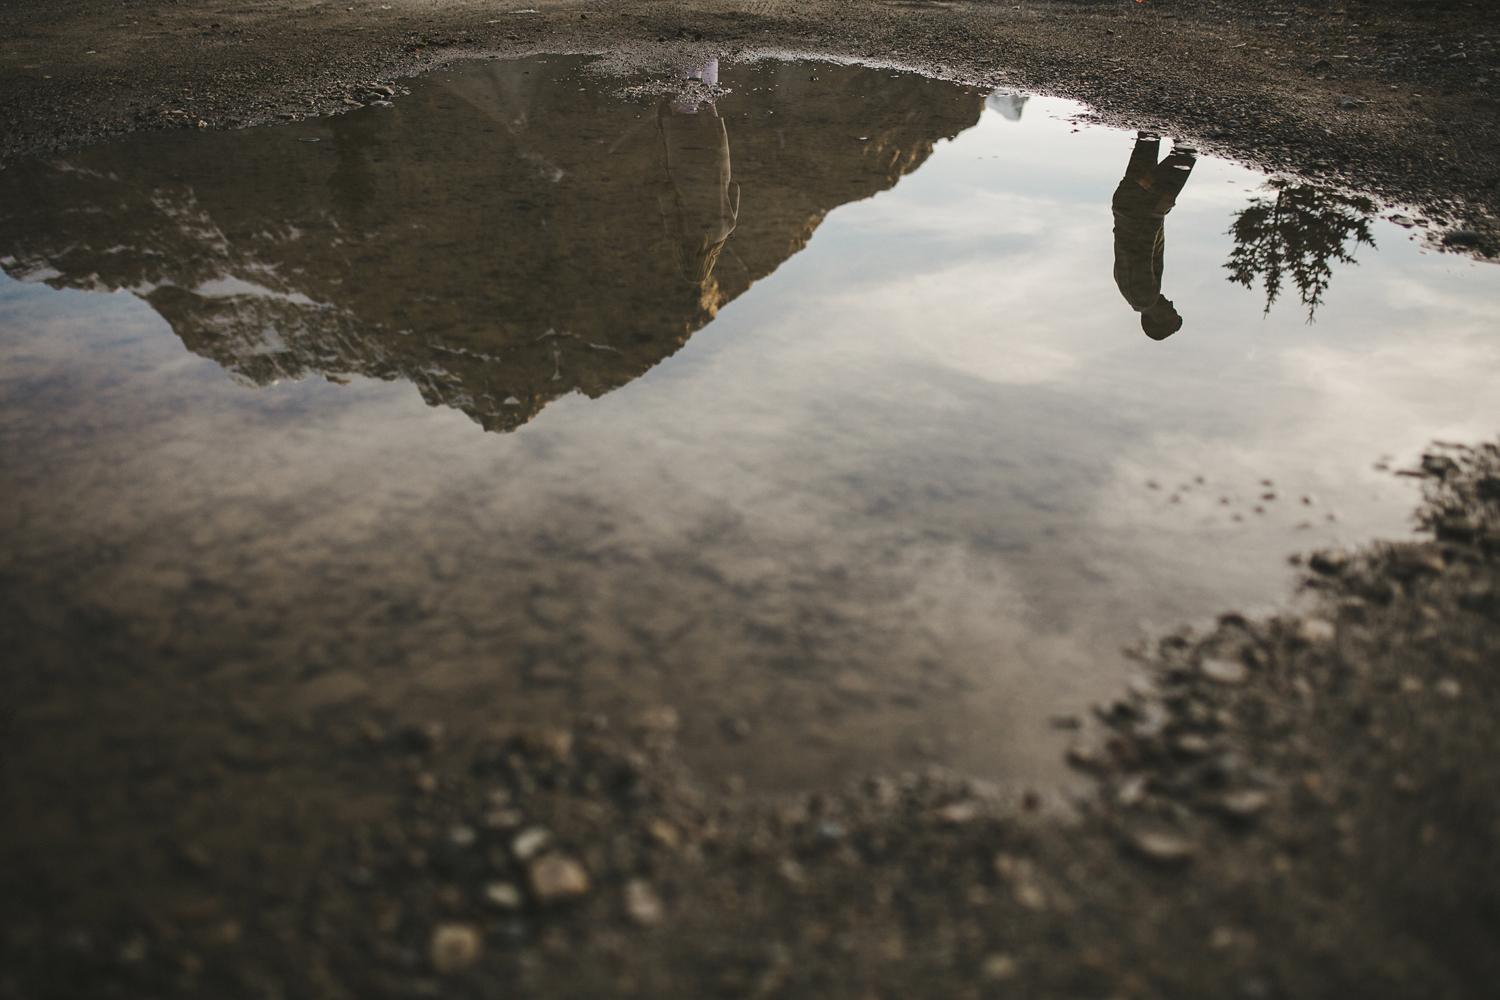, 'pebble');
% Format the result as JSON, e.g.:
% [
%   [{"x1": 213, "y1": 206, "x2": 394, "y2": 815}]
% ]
[
  {"x1": 429, "y1": 923, "x2": 482, "y2": 973},
  {"x1": 936, "y1": 800, "x2": 981, "y2": 824},
  {"x1": 623, "y1": 878, "x2": 664, "y2": 926},
  {"x1": 370, "y1": 99, "x2": 394, "y2": 107},
  {"x1": 1309, "y1": 549, "x2": 1351, "y2": 575},
  {"x1": 529, "y1": 853, "x2": 591, "y2": 902},
  {"x1": 1130, "y1": 832, "x2": 1196, "y2": 864},
  {"x1": 632, "y1": 706, "x2": 680, "y2": 733},
  {"x1": 484, "y1": 809, "x2": 523, "y2": 830},
  {"x1": 1174, "y1": 733, "x2": 1215, "y2": 756},
  {"x1": 1435, "y1": 678, "x2": 1462, "y2": 698},
  {"x1": 647, "y1": 818, "x2": 681, "y2": 849},
  {"x1": 512, "y1": 827, "x2": 551, "y2": 861},
  {"x1": 449, "y1": 825, "x2": 477, "y2": 848},
  {"x1": 482, "y1": 881, "x2": 523, "y2": 910},
  {"x1": 1338, "y1": 96, "x2": 1362, "y2": 108},
  {"x1": 1442, "y1": 230, "x2": 1483, "y2": 247},
  {"x1": 1220, "y1": 790, "x2": 1271, "y2": 818},
  {"x1": 1116, "y1": 774, "x2": 1148, "y2": 807},
  {"x1": 981, "y1": 953, "x2": 1019, "y2": 980},
  {"x1": 1201, "y1": 657, "x2": 1248, "y2": 685},
  {"x1": 1296, "y1": 617, "x2": 1336, "y2": 644},
  {"x1": 521, "y1": 726, "x2": 573, "y2": 759},
  {"x1": 1066, "y1": 744, "x2": 1109, "y2": 772}
]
